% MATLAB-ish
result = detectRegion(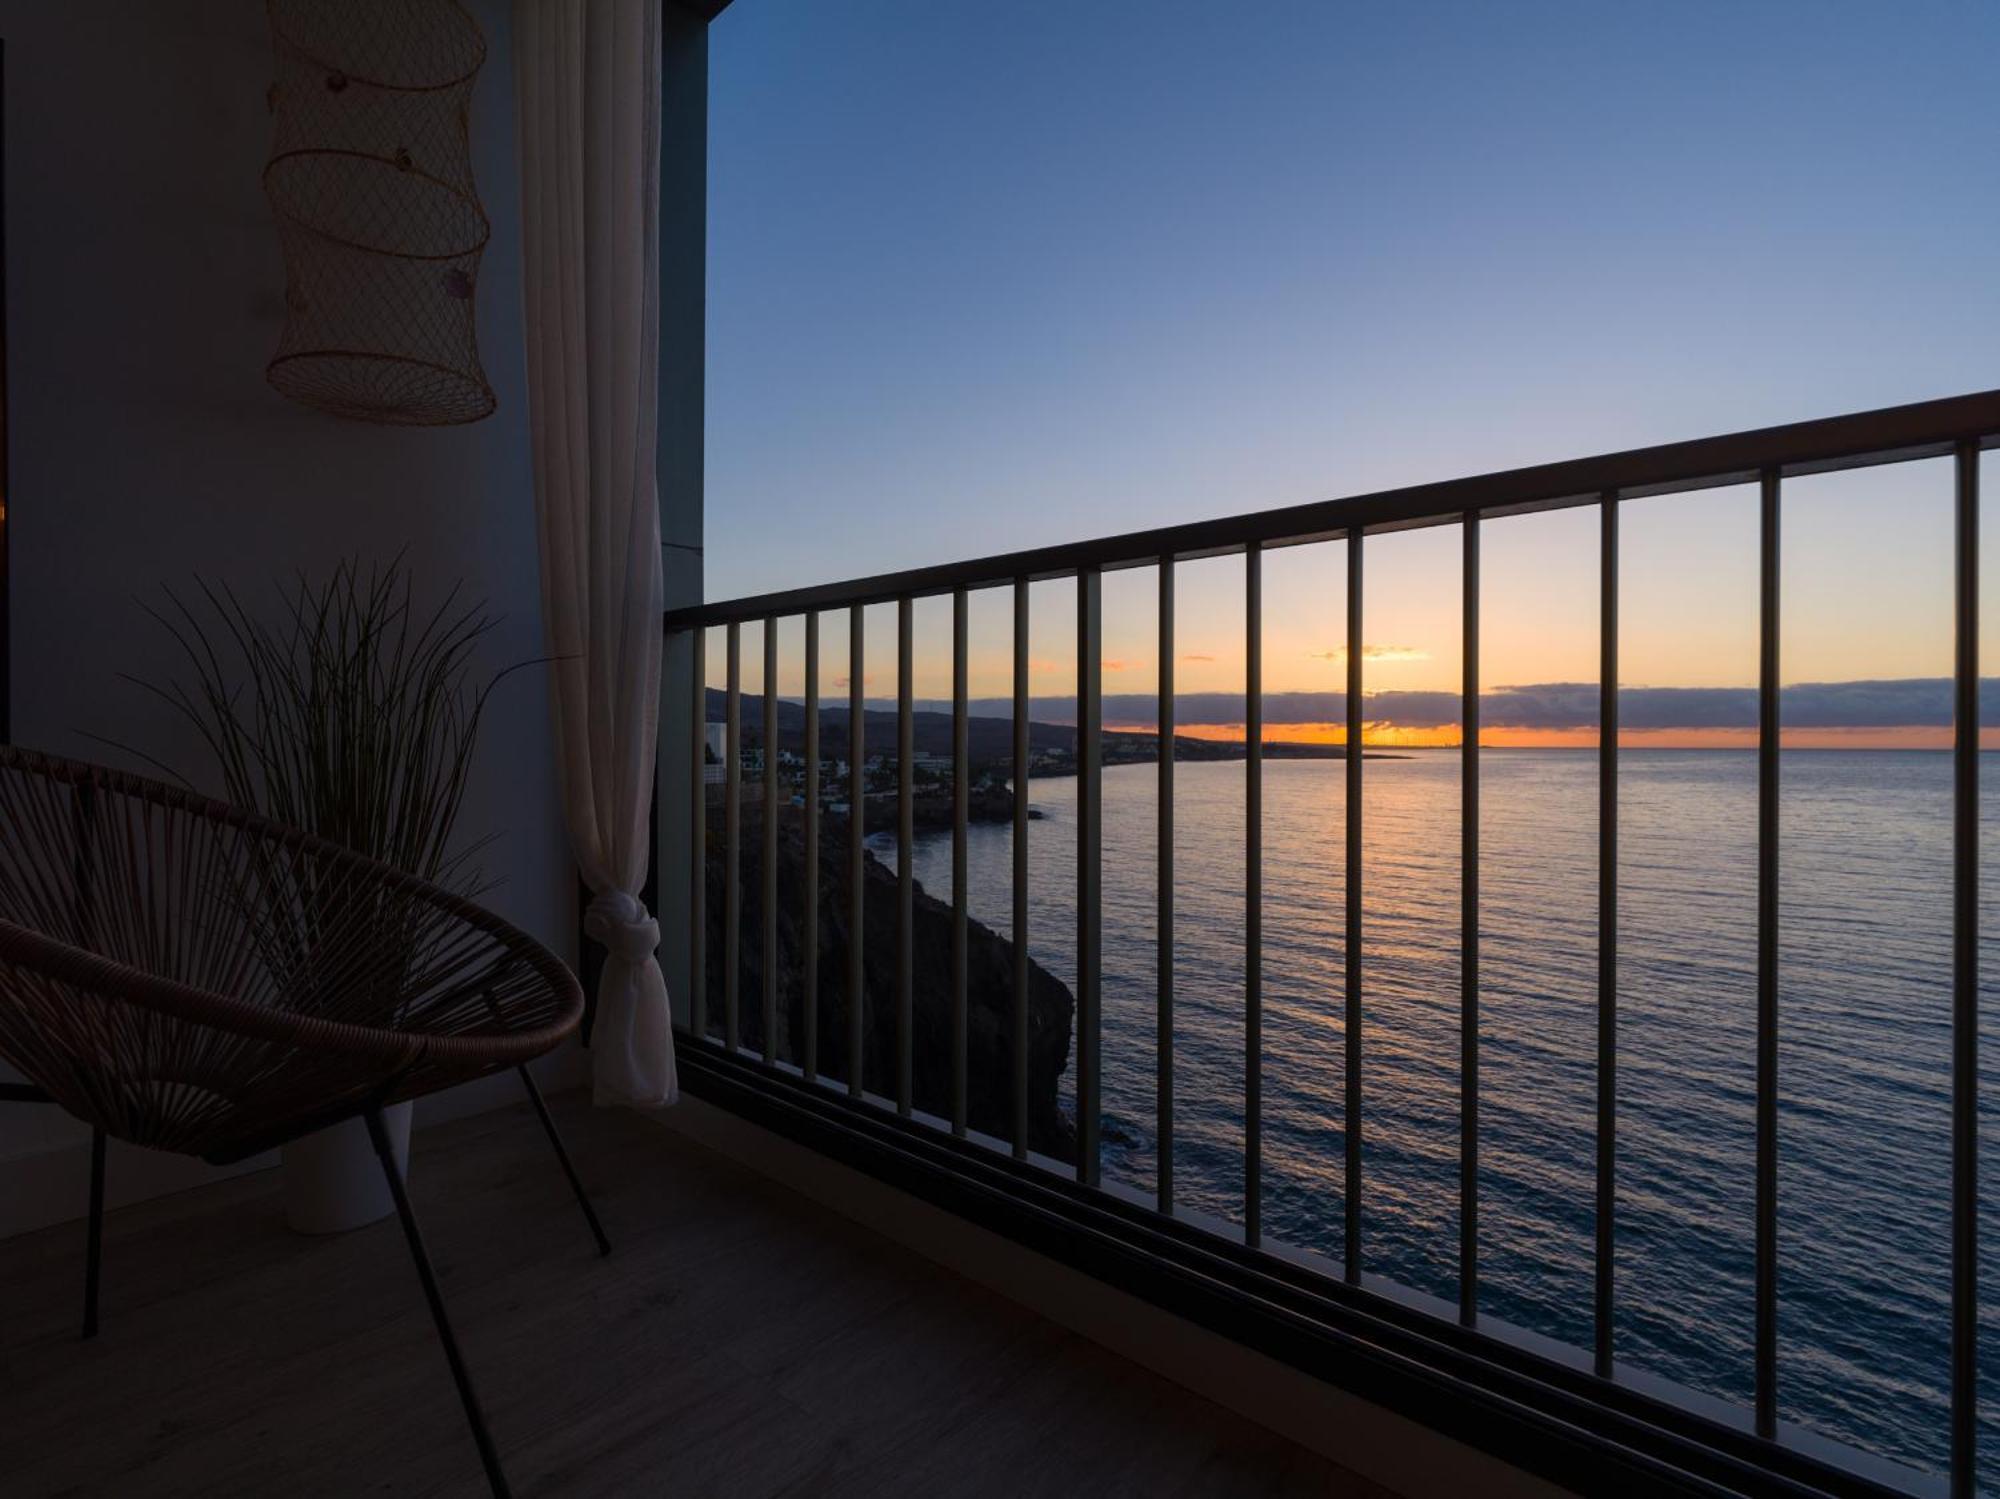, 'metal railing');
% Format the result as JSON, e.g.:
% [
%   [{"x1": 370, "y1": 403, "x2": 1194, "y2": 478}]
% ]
[{"x1": 662, "y1": 388, "x2": 2000, "y2": 1498}]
